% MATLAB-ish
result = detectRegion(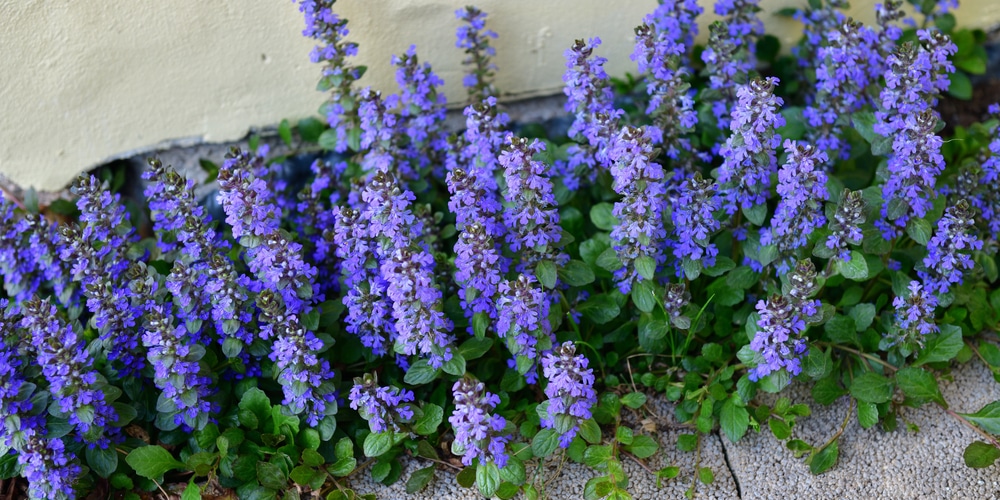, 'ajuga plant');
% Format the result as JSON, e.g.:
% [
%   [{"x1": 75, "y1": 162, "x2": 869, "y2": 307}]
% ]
[{"x1": 1, "y1": 0, "x2": 999, "y2": 499}]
